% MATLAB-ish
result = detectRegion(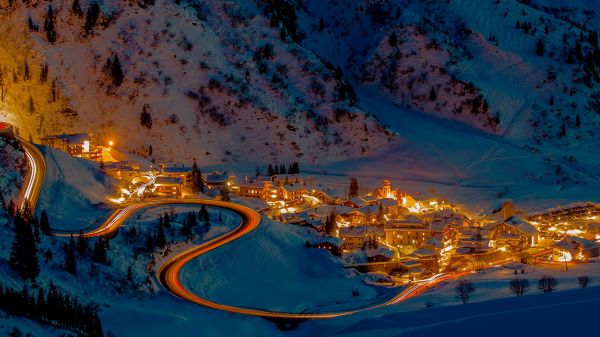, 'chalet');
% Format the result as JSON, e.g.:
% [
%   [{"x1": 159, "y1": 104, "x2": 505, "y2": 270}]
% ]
[
  {"x1": 365, "y1": 247, "x2": 395, "y2": 262},
  {"x1": 104, "y1": 161, "x2": 140, "y2": 181},
  {"x1": 338, "y1": 210, "x2": 366, "y2": 227},
  {"x1": 238, "y1": 180, "x2": 273, "y2": 200},
  {"x1": 424, "y1": 238, "x2": 444, "y2": 252},
  {"x1": 278, "y1": 184, "x2": 306, "y2": 205},
  {"x1": 205, "y1": 171, "x2": 235, "y2": 189},
  {"x1": 339, "y1": 227, "x2": 368, "y2": 249},
  {"x1": 161, "y1": 166, "x2": 193, "y2": 187},
  {"x1": 553, "y1": 236, "x2": 600, "y2": 262},
  {"x1": 308, "y1": 236, "x2": 343, "y2": 256},
  {"x1": 350, "y1": 196, "x2": 378, "y2": 208},
  {"x1": 384, "y1": 216, "x2": 431, "y2": 253},
  {"x1": 309, "y1": 186, "x2": 345, "y2": 205},
  {"x1": 358, "y1": 204, "x2": 380, "y2": 224},
  {"x1": 153, "y1": 176, "x2": 183, "y2": 197},
  {"x1": 41, "y1": 133, "x2": 102, "y2": 161},
  {"x1": 485, "y1": 216, "x2": 539, "y2": 251},
  {"x1": 379, "y1": 198, "x2": 400, "y2": 218}
]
